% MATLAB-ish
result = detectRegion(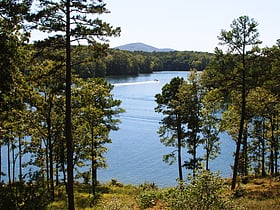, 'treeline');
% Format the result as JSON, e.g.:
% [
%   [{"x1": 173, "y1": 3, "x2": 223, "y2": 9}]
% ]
[{"x1": 74, "y1": 49, "x2": 212, "y2": 78}]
